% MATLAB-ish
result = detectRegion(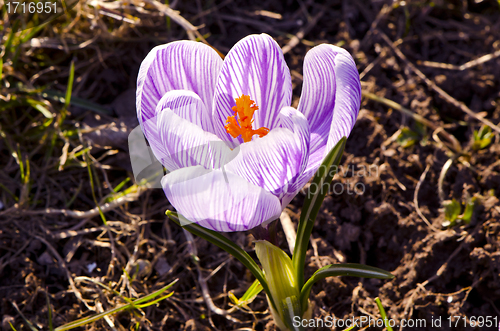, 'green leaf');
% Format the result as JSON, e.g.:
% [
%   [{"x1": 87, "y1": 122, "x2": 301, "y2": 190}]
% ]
[
  {"x1": 414, "y1": 121, "x2": 427, "y2": 137},
  {"x1": 11, "y1": 302, "x2": 38, "y2": 331},
  {"x1": 42, "y1": 90, "x2": 112, "y2": 115},
  {"x1": 165, "y1": 211, "x2": 276, "y2": 311},
  {"x1": 472, "y1": 125, "x2": 493, "y2": 150},
  {"x1": 293, "y1": 137, "x2": 346, "y2": 291},
  {"x1": 375, "y1": 297, "x2": 394, "y2": 331},
  {"x1": 2, "y1": 20, "x2": 19, "y2": 62},
  {"x1": 112, "y1": 177, "x2": 131, "y2": 193},
  {"x1": 12, "y1": 21, "x2": 48, "y2": 67},
  {"x1": 477, "y1": 125, "x2": 492, "y2": 139},
  {"x1": 26, "y1": 98, "x2": 53, "y2": 118},
  {"x1": 299, "y1": 263, "x2": 394, "y2": 311},
  {"x1": 229, "y1": 279, "x2": 263, "y2": 307},
  {"x1": 443, "y1": 198, "x2": 461, "y2": 225},
  {"x1": 46, "y1": 290, "x2": 54, "y2": 331},
  {"x1": 255, "y1": 240, "x2": 301, "y2": 331},
  {"x1": 240, "y1": 279, "x2": 262, "y2": 301},
  {"x1": 459, "y1": 196, "x2": 476, "y2": 224},
  {"x1": 279, "y1": 295, "x2": 302, "y2": 331},
  {"x1": 396, "y1": 127, "x2": 419, "y2": 148},
  {"x1": 64, "y1": 61, "x2": 75, "y2": 110}
]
